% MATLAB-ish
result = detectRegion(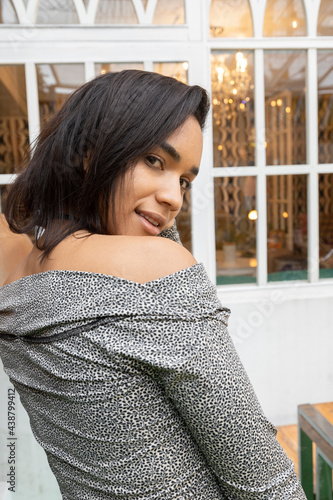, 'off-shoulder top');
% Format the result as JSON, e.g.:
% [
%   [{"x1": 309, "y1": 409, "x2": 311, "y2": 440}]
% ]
[{"x1": 0, "y1": 229, "x2": 306, "y2": 499}]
